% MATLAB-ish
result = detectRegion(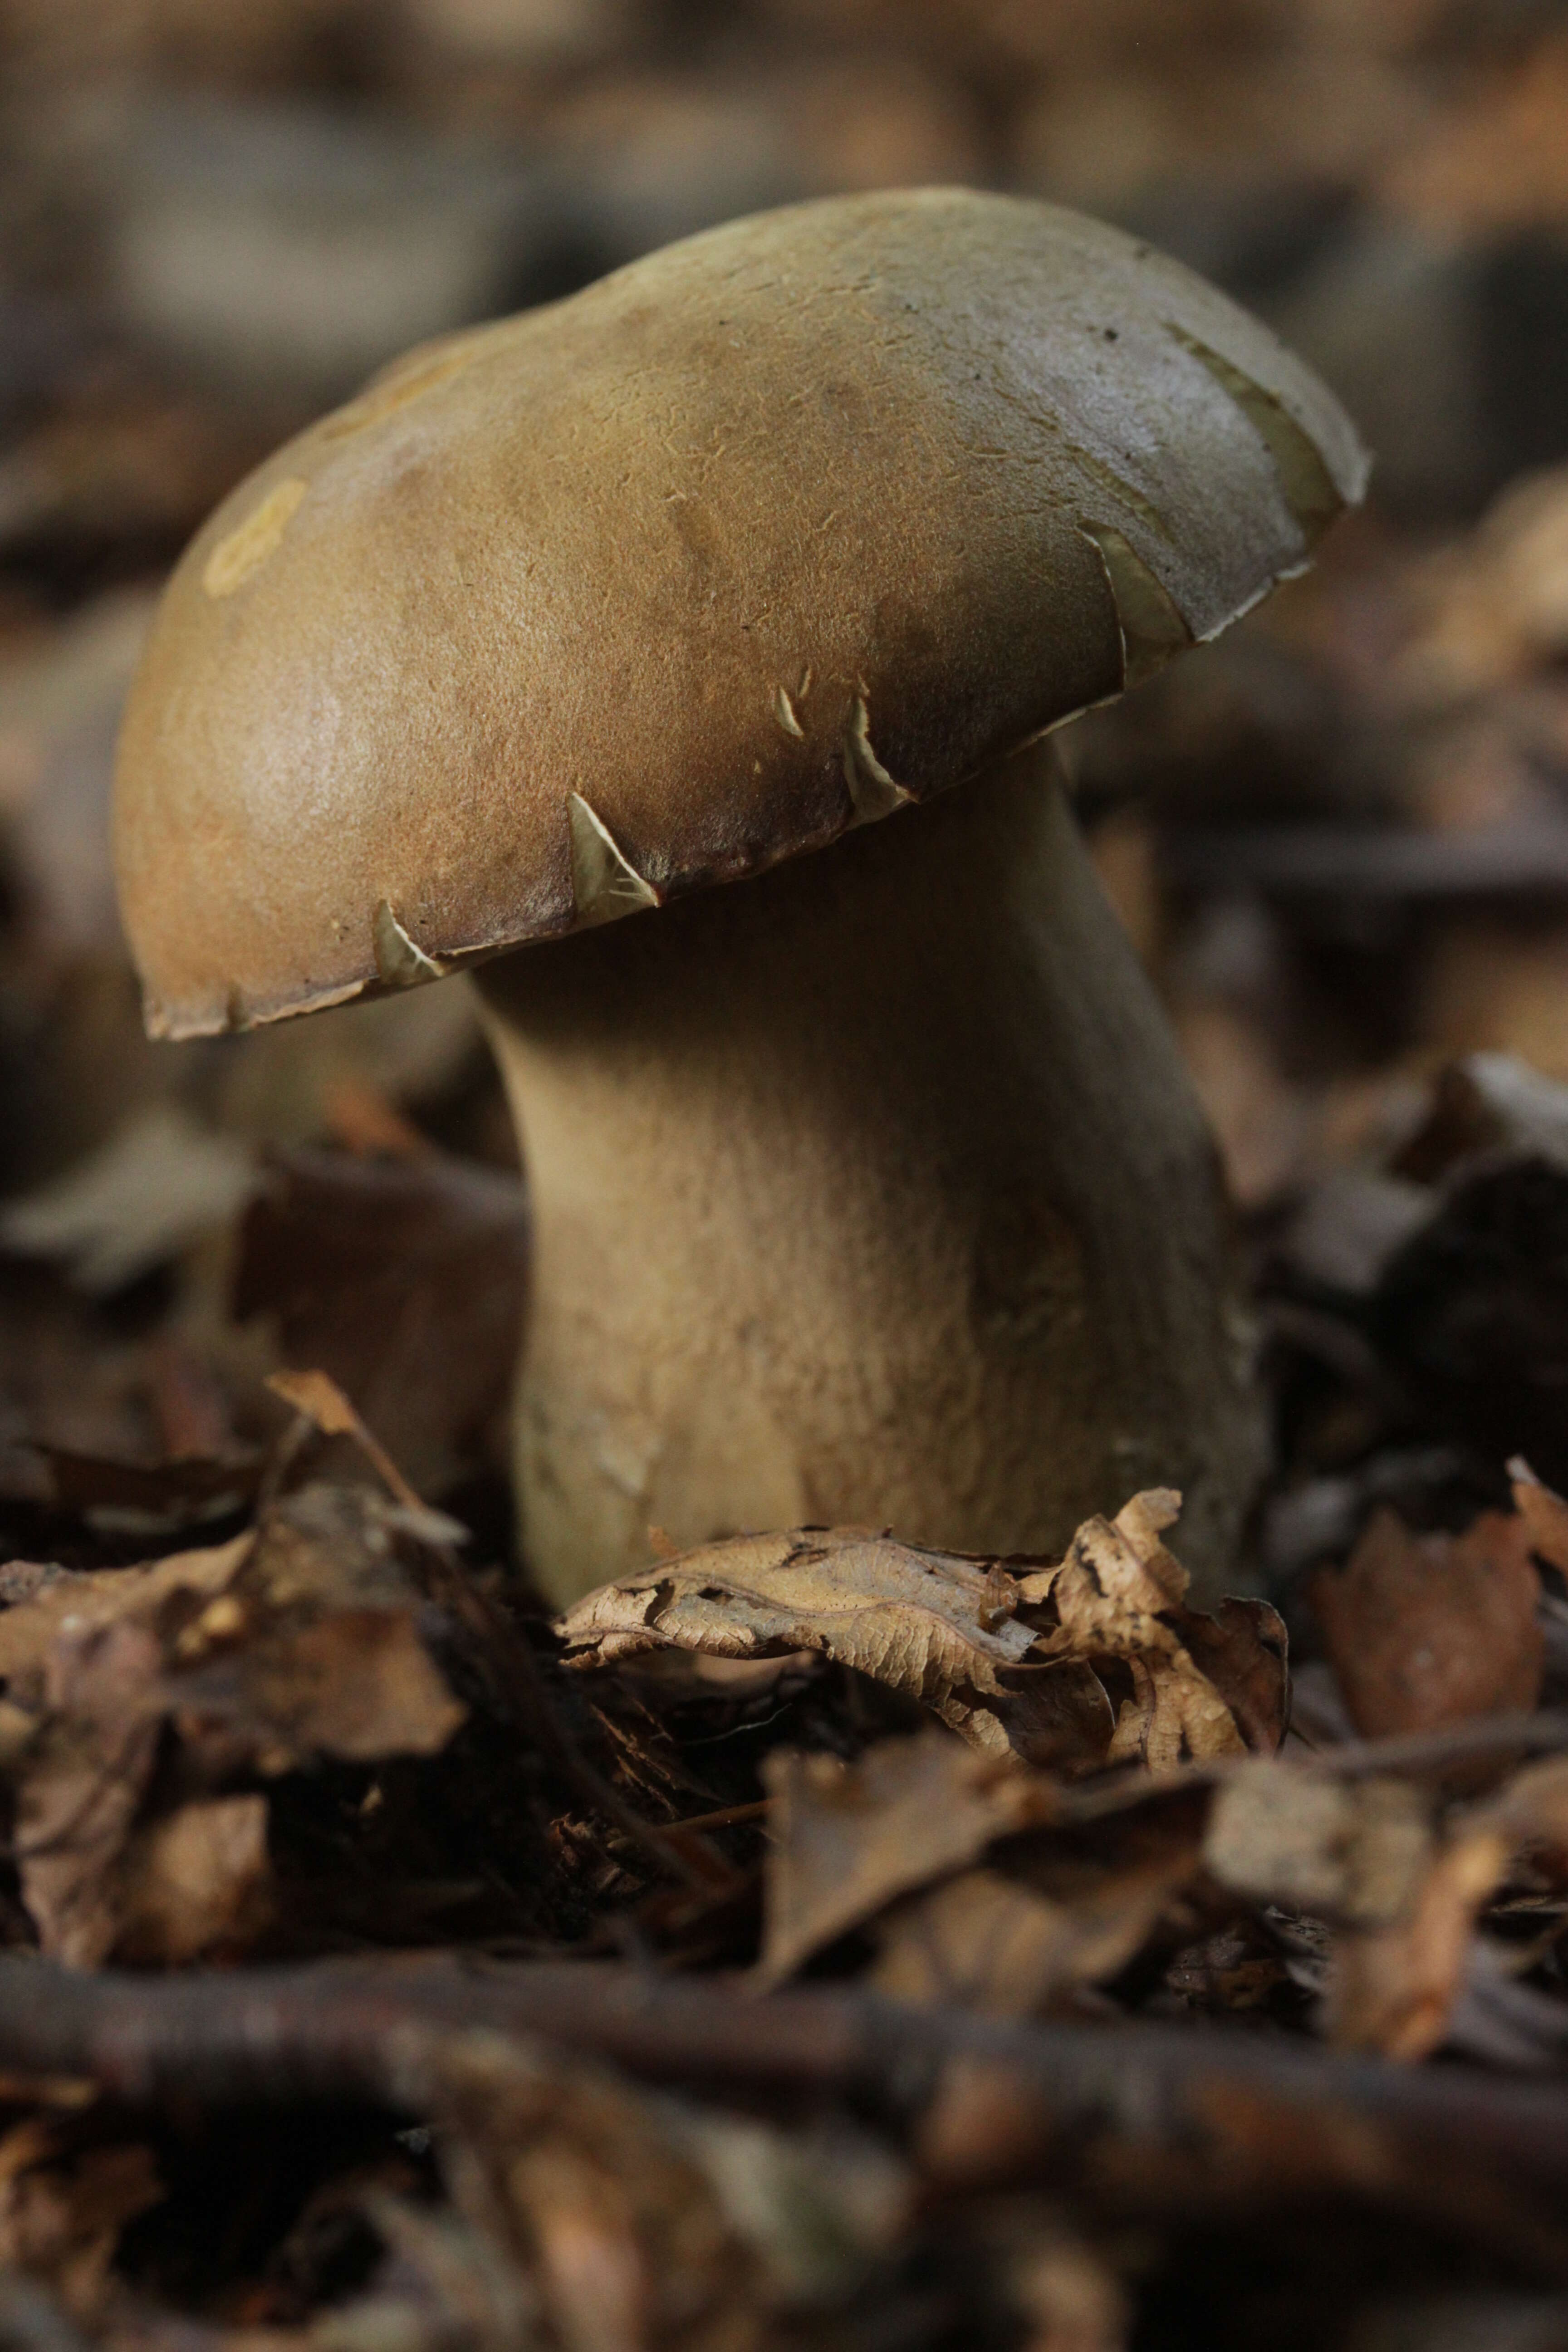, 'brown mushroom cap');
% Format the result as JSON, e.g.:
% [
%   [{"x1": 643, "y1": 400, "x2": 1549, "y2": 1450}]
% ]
[{"x1": 114, "y1": 186, "x2": 1367, "y2": 1040}]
